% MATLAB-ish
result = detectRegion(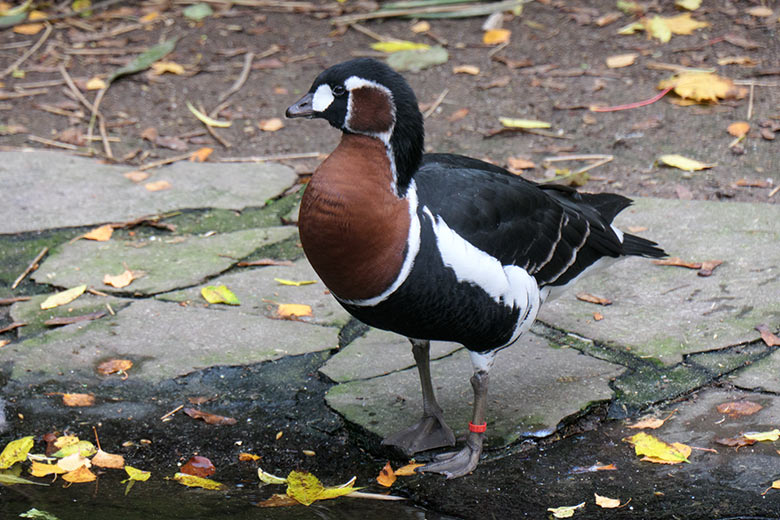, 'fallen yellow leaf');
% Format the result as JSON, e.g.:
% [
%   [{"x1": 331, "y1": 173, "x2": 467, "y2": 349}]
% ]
[
  {"x1": 371, "y1": 40, "x2": 430, "y2": 53},
  {"x1": 627, "y1": 416, "x2": 666, "y2": 429},
  {"x1": 140, "y1": 11, "x2": 159, "y2": 23},
  {"x1": 658, "y1": 154, "x2": 714, "y2": 172},
  {"x1": 746, "y1": 6, "x2": 774, "y2": 17},
  {"x1": 201, "y1": 285, "x2": 240, "y2": 305},
  {"x1": 274, "y1": 278, "x2": 317, "y2": 287},
  {"x1": 744, "y1": 429, "x2": 780, "y2": 442},
  {"x1": 717, "y1": 56, "x2": 757, "y2": 66},
  {"x1": 173, "y1": 472, "x2": 226, "y2": 490},
  {"x1": 286, "y1": 470, "x2": 358, "y2": 506},
  {"x1": 29, "y1": 461, "x2": 67, "y2": 477},
  {"x1": 151, "y1": 61, "x2": 185, "y2": 75},
  {"x1": 83, "y1": 224, "x2": 113, "y2": 241},
  {"x1": 13, "y1": 23, "x2": 44, "y2": 35},
  {"x1": 62, "y1": 393, "x2": 95, "y2": 407},
  {"x1": 594, "y1": 493, "x2": 621, "y2": 508},
  {"x1": 453, "y1": 65, "x2": 480, "y2": 75},
  {"x1": 52, "y1": 440, "x2": 96, "y2": 458},
  {"x1": 548, "y1": 502, "x2": 585, "y2": 518},
  {"x1": 258, "y1": 467, "x2": 287, "y2": 485},
  {"x1": 675, "y1": 0, "x2": 701, "y2": 10},
  {"x1": 86, "y1": 76, "x2": 107, "y2": 90},
  {"x1": 606, "y1": 53, "x2": 637, "y2": 68},
  {"x1": 410, "y1": 21, "x2": 430, "y2": 33},
  {"x1": 624, "y1": 432, "x2": 690, "y2": 463},
  {"x1": 642, "y1": 442, "x2": 692, "y2": 464},
  {"x1": 499, "y1": 117, "x2": 551, "y2": 129},
  {"x1": 186, "y1": 101, "x2": 231, "y2": 128},
  {"x1": 659, "y1": 72, "x2": 735, "y2": 102},
  {"x1": 53, "y1": 435, "x2": 79, "y2": 449},
  {"x1": 0, "y1": 436, "x2": 34, "y2": 469},
  {"x1": 483, "y1": 29, "x2": 511, "y2": 45},
  {"x1": 40, "y1": 284, "x2": 87, "y2": 310},
  {"x1": 645, "y1": 15, "x2": 672, "y2": 42},
  {"x1": 122, "y1": 465, "x2": 151, "y2": 482}
]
